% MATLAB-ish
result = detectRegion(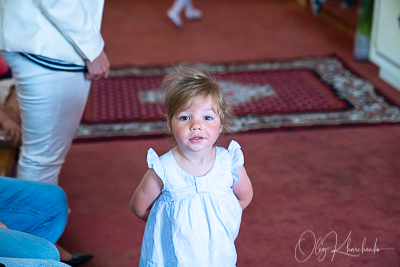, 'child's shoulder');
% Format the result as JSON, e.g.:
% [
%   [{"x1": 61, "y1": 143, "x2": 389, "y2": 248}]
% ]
[
  {"x1": 146, "y1": 147, "x2": 175, "y2": 166},
  {"x1": 146, "y1": 148, "x2": 176, "y2": 181},
  {"x1": 217, "y1": 140, "x2": 242, "y2": 153},
  {"x1": 216, "y1": 140, "x2": 244, "y2": 163}
]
